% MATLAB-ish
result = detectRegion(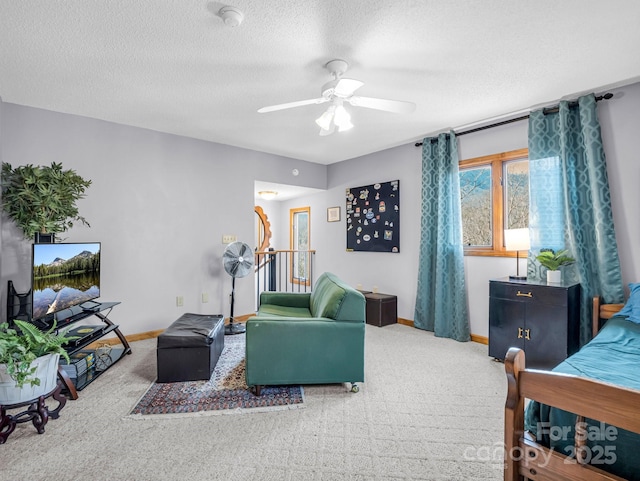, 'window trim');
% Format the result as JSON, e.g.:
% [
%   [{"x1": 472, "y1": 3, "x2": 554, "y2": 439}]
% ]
[
  {"x1": 460, "y1": 148, "x2": 528, "y2": 257},
  {"x1": 289, "y1": 206, "x2": 311, "y2": 286}
]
